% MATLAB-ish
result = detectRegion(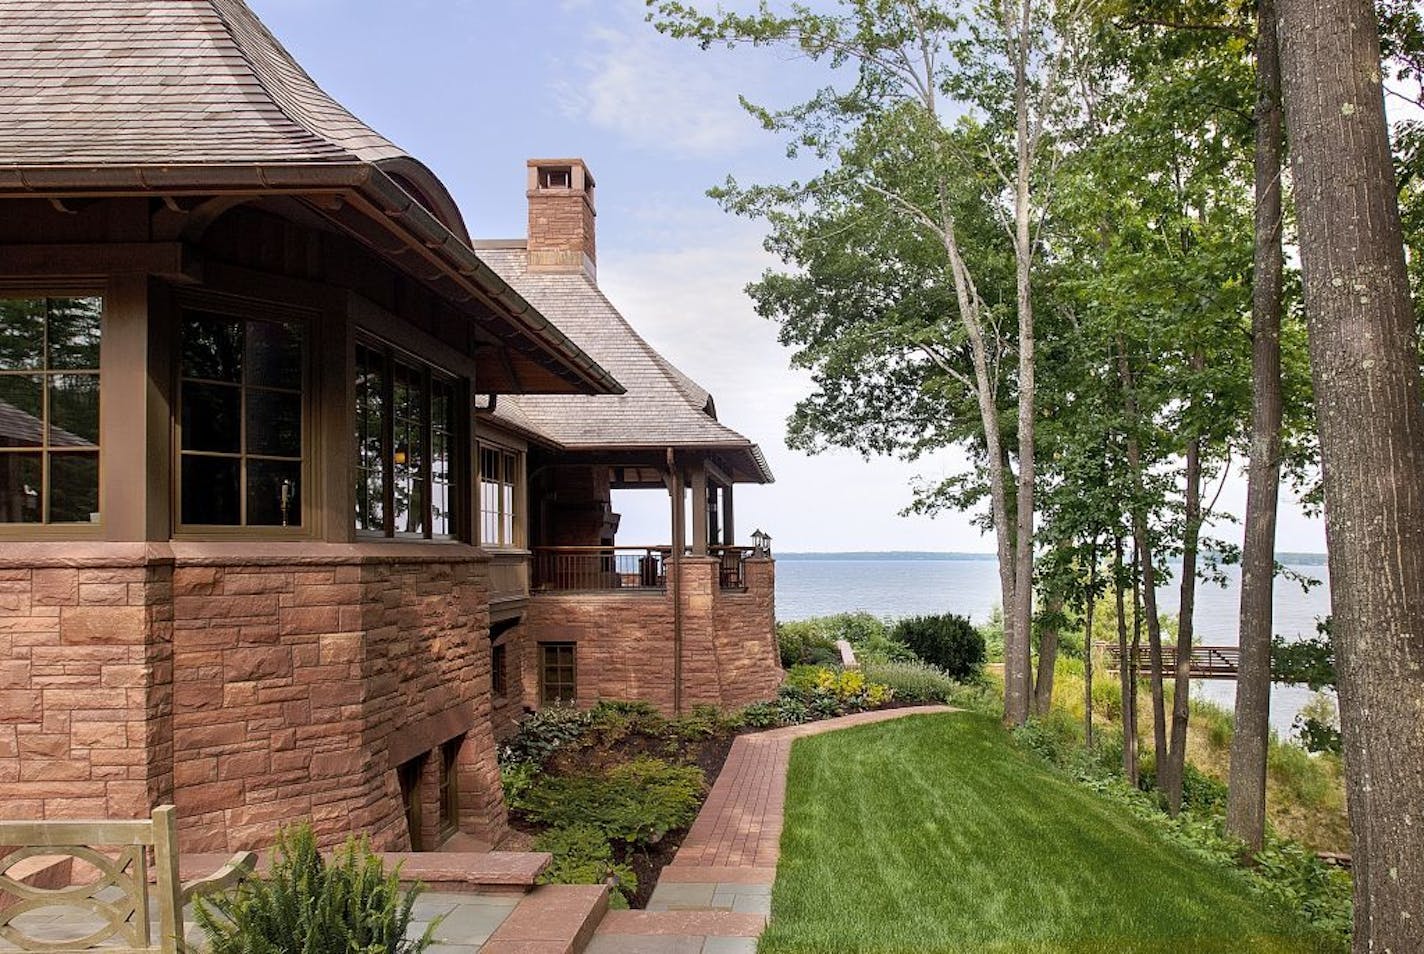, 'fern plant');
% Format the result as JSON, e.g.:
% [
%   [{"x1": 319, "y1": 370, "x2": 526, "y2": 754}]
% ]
[{"x1": 194, "y1": 823, "x2": 436, "y2": 954}]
